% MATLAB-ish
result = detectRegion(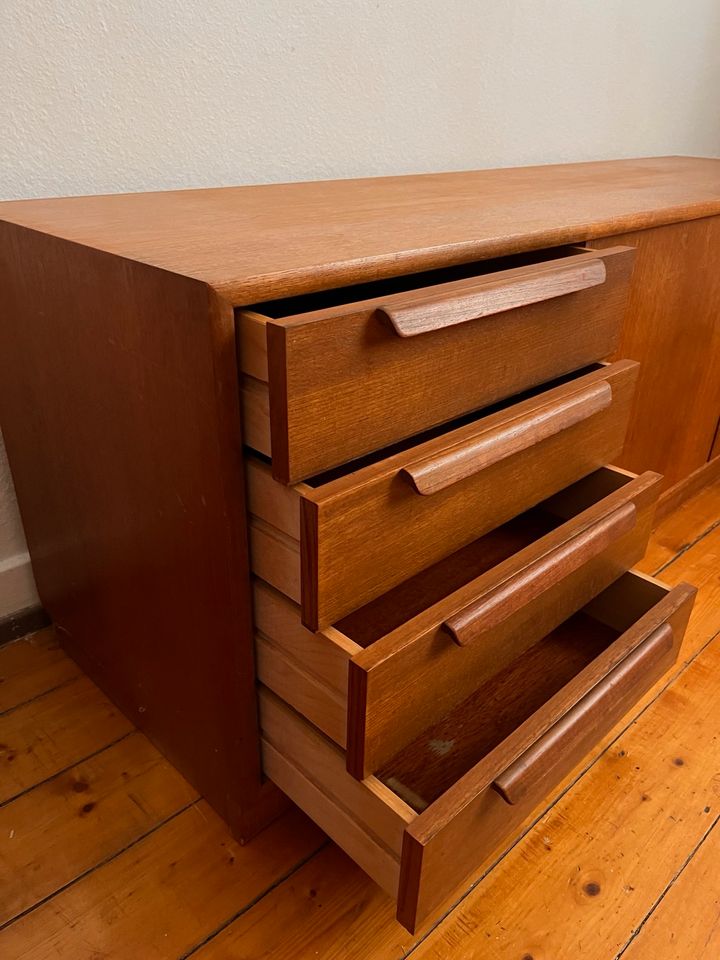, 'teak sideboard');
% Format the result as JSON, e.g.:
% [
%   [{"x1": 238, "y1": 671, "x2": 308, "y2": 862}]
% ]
[{"x1": 1, "y1": 156, "x2": 718, "y2": 932}]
